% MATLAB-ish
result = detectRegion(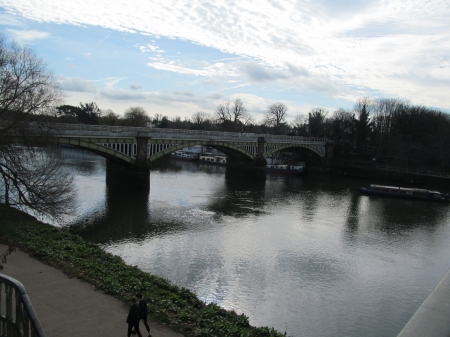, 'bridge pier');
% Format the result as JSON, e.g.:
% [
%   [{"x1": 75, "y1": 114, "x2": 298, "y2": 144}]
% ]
[
  {"x1": 325, "y1": 141, "x2": 334, "y2": 166},
  {"x1": 105, "y1": 133, "x2": 151, "y2": 190},
  {"x1": 106, "y1": 160, "x2": 150, "y2": 190},
  {"x1": 225, "y1": 137, "x2": 267, "y2": 180}
]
